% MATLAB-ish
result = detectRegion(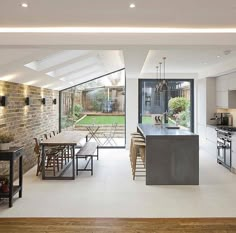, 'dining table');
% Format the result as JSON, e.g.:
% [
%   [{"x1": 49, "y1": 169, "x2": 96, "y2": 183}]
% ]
[{"x1": 40, "y1": 130, "x2": 88, "y2": 180}]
